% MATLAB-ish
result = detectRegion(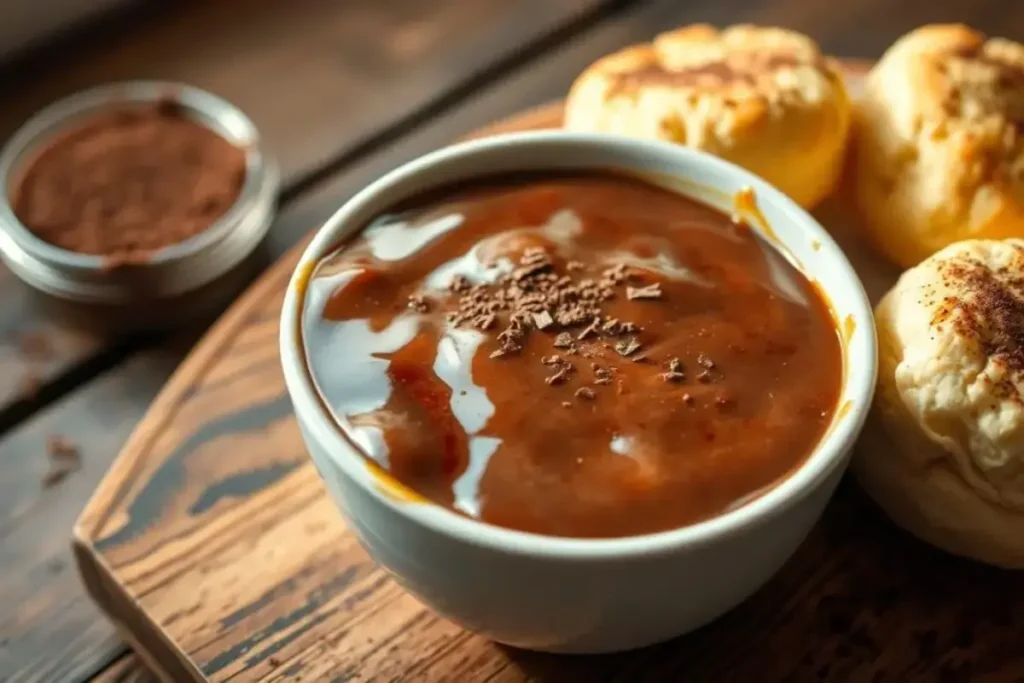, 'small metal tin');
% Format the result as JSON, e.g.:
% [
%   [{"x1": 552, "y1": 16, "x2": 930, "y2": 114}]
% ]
[{"x1": 0, "y1": 81, "x2": 278, "y2": 319}]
